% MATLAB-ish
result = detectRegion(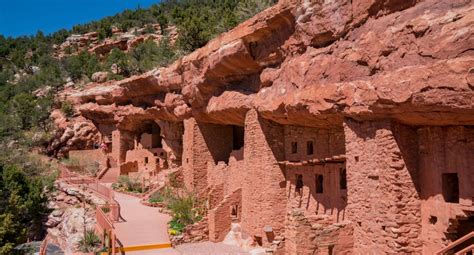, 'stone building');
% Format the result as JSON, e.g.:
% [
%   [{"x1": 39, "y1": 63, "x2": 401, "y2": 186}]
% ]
[{"x1": 58, "y1": 0, "x2": 474, "y2": 254}]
